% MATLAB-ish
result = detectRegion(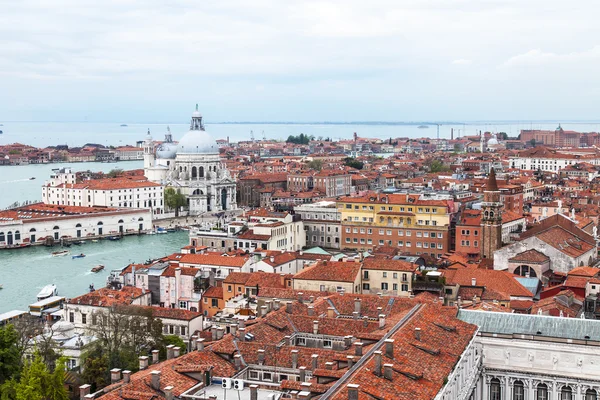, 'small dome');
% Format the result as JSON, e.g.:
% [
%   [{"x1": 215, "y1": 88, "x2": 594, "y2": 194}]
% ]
[
  {"x1": 488, "y1": 138, "x2": 498, "y2": 146},
  {"x1": 191, "y1": 103, "x2": 202, "y2": 118},
  {"x1": 156, "y1": 142, "x2": 178, "y2": 159},
  {"x1": 178, "y1": 130, "x2": 219, "y2": 154},
  {"x1": 145, "y1": 129, "x2": 152, "y2": 142},
  {"x1": 53, "y1": 320, "x2": 75, "y2": 332}
]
